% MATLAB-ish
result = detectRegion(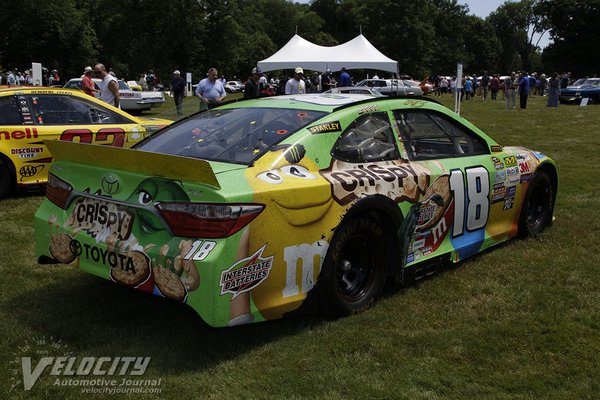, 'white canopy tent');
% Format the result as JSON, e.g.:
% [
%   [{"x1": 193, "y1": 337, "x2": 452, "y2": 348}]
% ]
[{"x1": 257, "y1": 34, "x2": 398, "y2": 74}]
